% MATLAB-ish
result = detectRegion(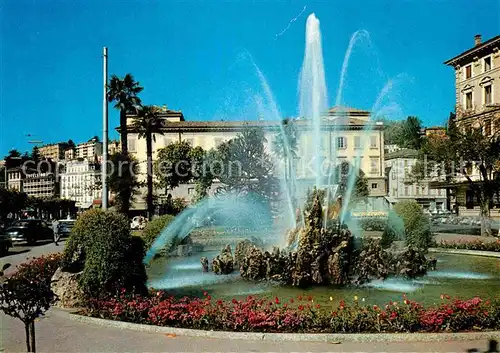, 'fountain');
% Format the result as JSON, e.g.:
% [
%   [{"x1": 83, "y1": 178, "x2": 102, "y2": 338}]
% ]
[{"x1": 146, "y1": 13, "x2": 500, "y2": 306}]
